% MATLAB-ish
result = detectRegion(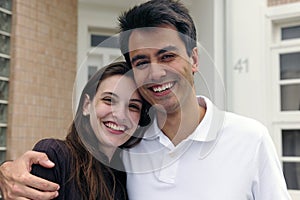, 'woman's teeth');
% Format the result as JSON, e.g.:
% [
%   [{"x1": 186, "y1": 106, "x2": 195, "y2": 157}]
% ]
[{"x1": 105, "y1": 122, "x2": 125, "y2": 131}]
